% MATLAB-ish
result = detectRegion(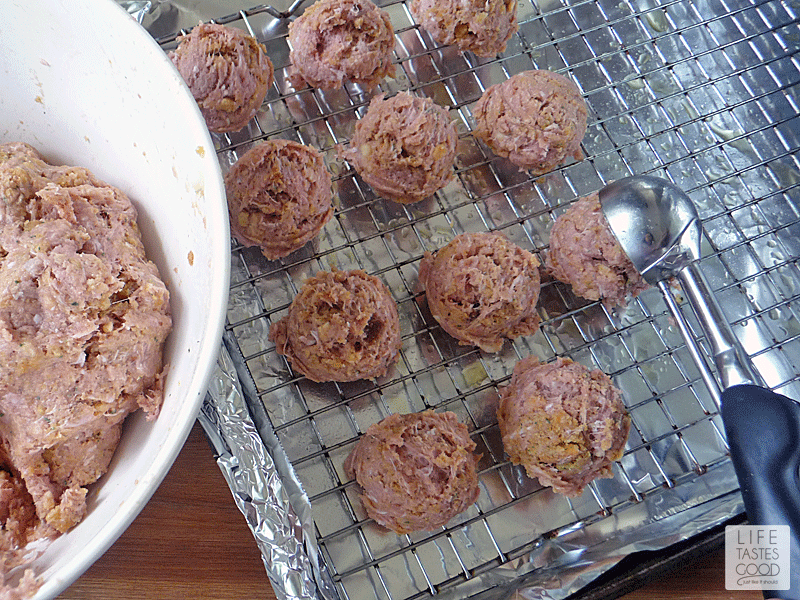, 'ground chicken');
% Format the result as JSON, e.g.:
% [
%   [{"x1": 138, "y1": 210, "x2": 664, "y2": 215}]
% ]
[
  {"x1": 547, "y1": 192, "x2": 649, "y2": 307},
  {"x1": 472, "y1": 70, "x2": 587, "y2": 174},
  {"x1": 410, "y1": 0, "x2": 518, "y2": 57},
  {"x1": 497, "y1": 356, "x2": 630, "y2": 497},
  {"x1": 269, "y1": 270, "x2": 401, "y2": 382},
  {"x1": 338, "y1": 92, "x2": 458, "y2": 204},
  {"x1": 345, "y1": 410, "x2": 480, "y2": 533},
  {"x1": 170, "y1": 22, "x2": 274, "y2": 133},
  {"x1": 289, "y1": 0, "x2": 396, "y2": 89},
  {"x1": 0, "y1": 142, "x2": 171, "y2": 584},
  {"x1": 419, "y1": 231, "x2": 541, "y2": 352},
  {"x1": 225, "y1": 139, "x2": 333, "y2": 260}
]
